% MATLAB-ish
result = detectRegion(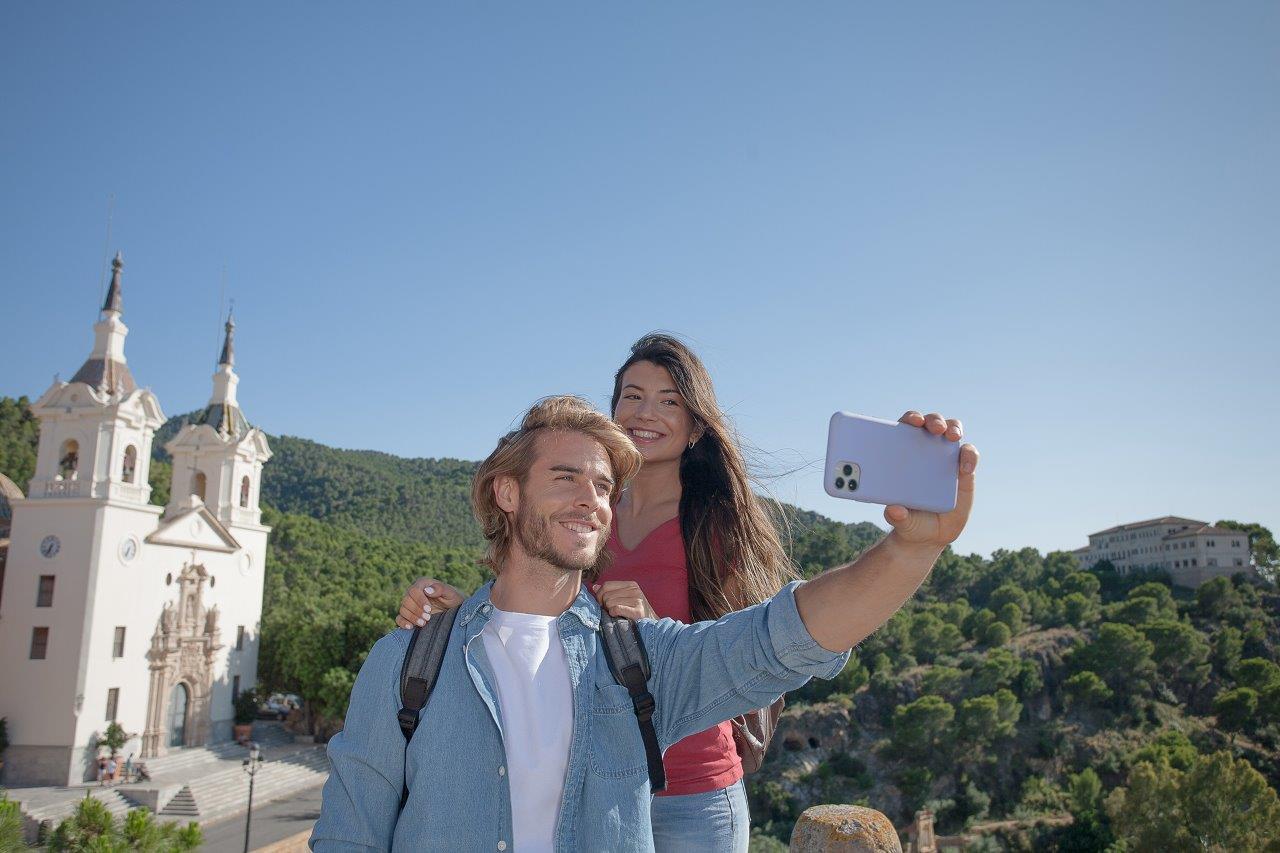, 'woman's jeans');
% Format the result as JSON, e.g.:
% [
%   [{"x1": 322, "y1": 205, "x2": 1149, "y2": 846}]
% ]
[{"x1": 650, "y1": 779, "x2": 750, "y2": 853}]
